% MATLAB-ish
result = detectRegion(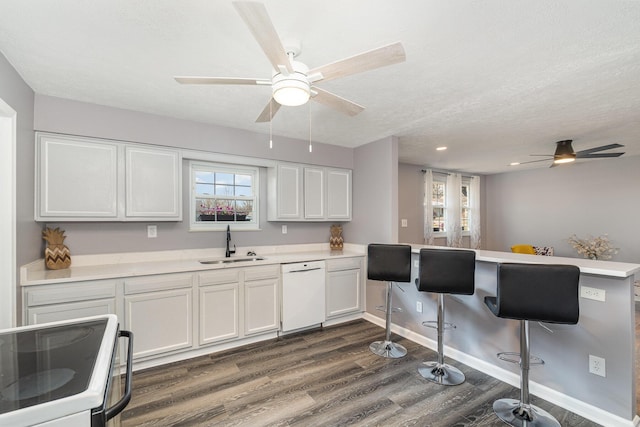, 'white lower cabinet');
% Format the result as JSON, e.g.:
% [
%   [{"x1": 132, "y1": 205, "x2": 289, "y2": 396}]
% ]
[
  {"x1": 198, "y1": 269, "x2": 240, "y2": 345},
  {"x1": 23, "y1": 279, "x2": 118, "y2": 325},
  {"x1": 124, "y1": 273, "x2": 193, "y2": 360},
  {"x1": 22, "y1": 256, "x2": 366, "y2": 366},
  {"x1": 326, "y1": 257, "x2": 363, "y2": 319},
  {"x1": 244, "y1": 265, "x2": 280, "y2": 335}
]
